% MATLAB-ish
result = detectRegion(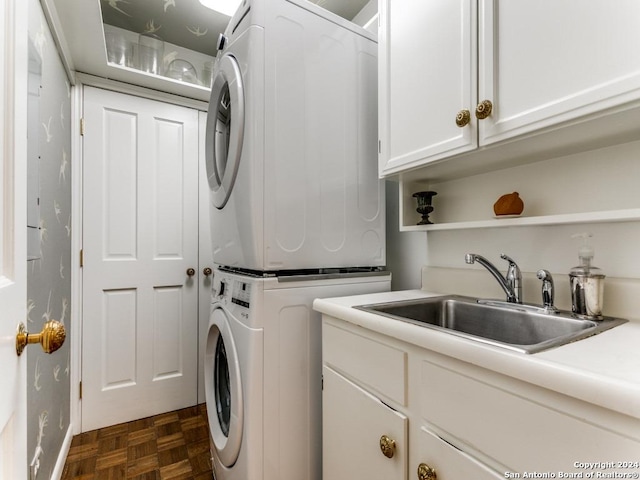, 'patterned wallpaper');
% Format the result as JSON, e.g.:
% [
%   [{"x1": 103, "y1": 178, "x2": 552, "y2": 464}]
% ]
[
  {"x1": 27, "y1": 0, "x2": 72, "y2": 477},
  {"x1": 100, "y1": 0, "x2": 230, "y2": 56}
]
